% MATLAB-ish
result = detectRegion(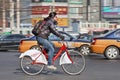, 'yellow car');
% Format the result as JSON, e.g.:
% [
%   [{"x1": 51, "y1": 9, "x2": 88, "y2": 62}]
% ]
[
  {"x1": 19, "y1": 31, "x2": 92, "y2": 55},
  {"x1": 91, "y1": 29, "x2": 120, "y2": 59}
]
